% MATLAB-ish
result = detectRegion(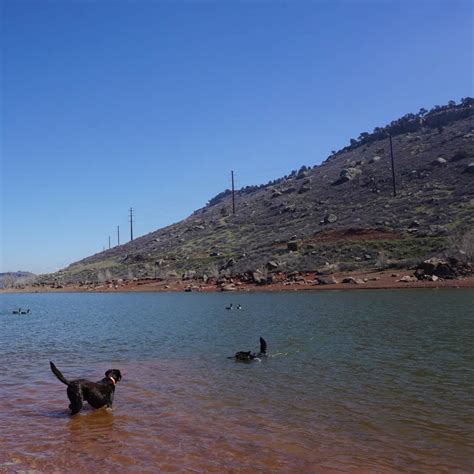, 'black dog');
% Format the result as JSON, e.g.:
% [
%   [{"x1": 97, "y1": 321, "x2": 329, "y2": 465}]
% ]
[
  {"x1": 228, "y1": 337, "x2": 267, "y2": 362},
  {"x1": 50, "y1": 362, "x2": 122, "y2": 415}
]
